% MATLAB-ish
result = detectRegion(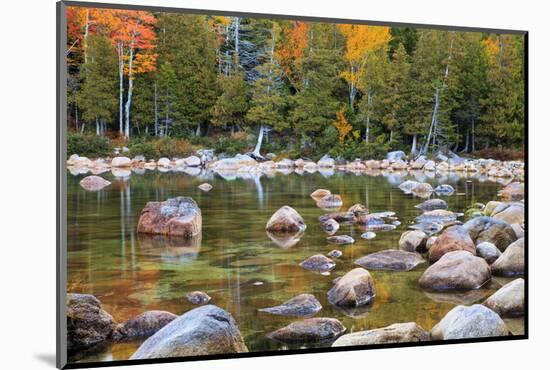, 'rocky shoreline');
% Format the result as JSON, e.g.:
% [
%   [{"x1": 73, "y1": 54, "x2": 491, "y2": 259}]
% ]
[{"x1": 67, "y1": 150, "x2": 524, "y2": 184}]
